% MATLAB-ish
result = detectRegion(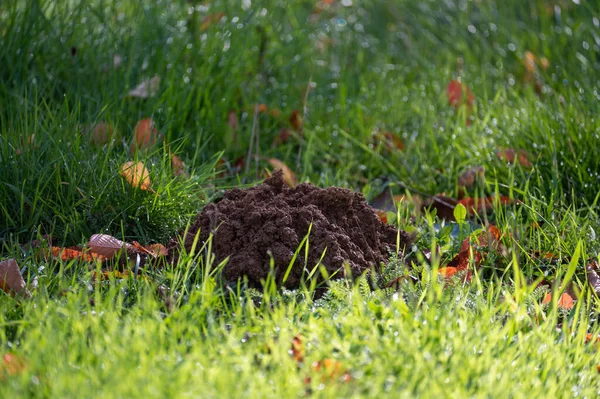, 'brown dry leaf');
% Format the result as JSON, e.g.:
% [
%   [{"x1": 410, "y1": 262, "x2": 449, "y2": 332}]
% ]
[
  {"x1": 200, "y1": 12, "x2": 226, "y2": 31},
  {"x1": 290, "y1": 110, "x2": 303, "y2": 131},
  {"x1": 171, "y1": 153, "x2": 187, "y2": 177},
  {"x1": 130, "y1": 118, "x2": 159, "y2": 153},
  {"x1": 586, "y1": 262, "x2": 600, "y2": 297},
  {"x1": 291, "y1": 334, "x2": 305, "y2": 363},
  {"x1": 0, "y1": 259, "x2": 30, "y2": 297},
  {"x1": 458, "y1": 166, "x2": 485, "y2": 188},
  {"x1": 227, "y1": 111, "x2": 239, "y2": 132},
  {"x1": 146, "y1": 244, "x2": 168, "y2": 257},
  {"x1": 90, "y1": 121, "x2": 115, "y2": 145},
  {"x1": 128, "y1": 75, "x2": 160, "y2": 98},
  {"x1": 88, "y1": 234, "x2": 129, "y2": 258},
  {"x1": 268, "y1": 159, "x2": 297, "y2": 187},
  {"x1": 524, "y1": 51, "x2": 537, "y2": 73},
  {"x1": 120, "y1": 161, "x2": 155, "y2": 193},
  {"x1": 496, "y1": 148, "x2": 533, "y2": 169}
]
